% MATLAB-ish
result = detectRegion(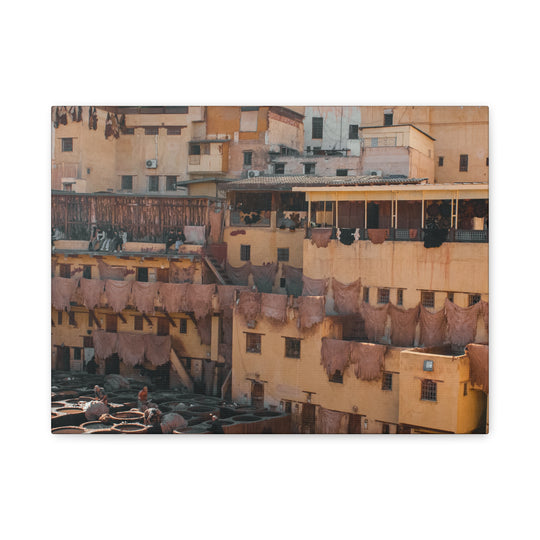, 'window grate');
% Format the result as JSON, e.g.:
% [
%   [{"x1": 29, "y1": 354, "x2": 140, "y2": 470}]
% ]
[
  {"x1": 285, "y1": 338, "x2": 301, "y2": 359},
  {"x1": 377, "y1": 288, "x2": 390, "y2": 304},
  {"x1": 134, "y1": 316, "x2": 143, "y2": 331},
  {"x1": 148, "y1": 176, "x2": 159, "y2": 192},
  {"x1": 62, "y1": 138, "x2": 73, "y2": 152},
  {"x1": 397, "y1": 289, "x2": 404, "y2": 306},
  {"x1": 145, "y1": 127, "x2": 159, "y2": 135},
  {"x1": 330, "y1": 370, "x2": 343, "y2": 384},
  {"x1": 277, "y1": 248, "x2": 289, "y2": 262},
  {"x1": 348, "y1": 124, "x2": 359, "y2": 139},
  {"x1": 382, "y1": 372, "x2": 393, "y2": 391},
  {"x1": 166, "y1": 126, "x2": 182, "y2": 135},
  {"x1": 438, "y1": 156, "x2": 444, "y2": 167},
  {"x1": 383, "y1": 113, "x2": 393, "y2": 126},
  {"x1": 166, "y1": 176, "x2": 177, "y2": 191},
  {"x1": 468, "y1": 294, "x2": 481, "y2": 306},
  {"x1": 421, "y1": 291, "x2": 435, "y2": 308},
  {"x1": 312, "y1": 117, "x2": 323, "y2": 139},
  {"x1": 246, "y1": 333, "x2": 261, "y2": 354},
  {"x1": 459, "y1": 154, "x2": 468, "y2": 172},
  {"x1": 363, "y1": 287, "x2": 370, "y2": 303},
  {"x1": 121, "y1": 175, "x2": 133, "y2": 190},
  {"x1": 421, "y1": 379, "x2": 437, "y2": 401},
  {"x1": 243, "y1": 151, "x2": 253, "y2": 166},
  {"x1": 240, "y1": 244, "x2": 251, "y2": 261},
  {"x1": 274, "y1": 163, "x2": 285, "y2": 174},
  {"x1": 179, "y1": 319, "x2": 187, "y2": 334}
]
